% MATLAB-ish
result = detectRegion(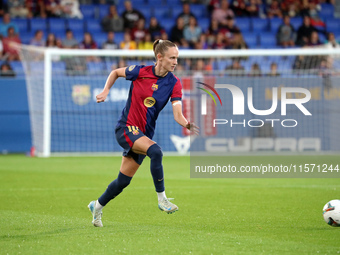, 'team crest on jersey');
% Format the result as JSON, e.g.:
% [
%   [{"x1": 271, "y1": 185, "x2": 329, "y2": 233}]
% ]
[
  {"x1": 128, "y1": 65, "x2": 136, "y2": 71},
  {"x1": 151, "y1": 84, "x2": 158, "y2": 91},
  {"x1": 144, "y1": 97, "x2": 156, "y2": 107},
  {"x1": 132, "y1": 130, "x2": 139, "y2": 135},
  {"x1": 72, "y1": 85, "x2": 91, "y2": 106}
]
